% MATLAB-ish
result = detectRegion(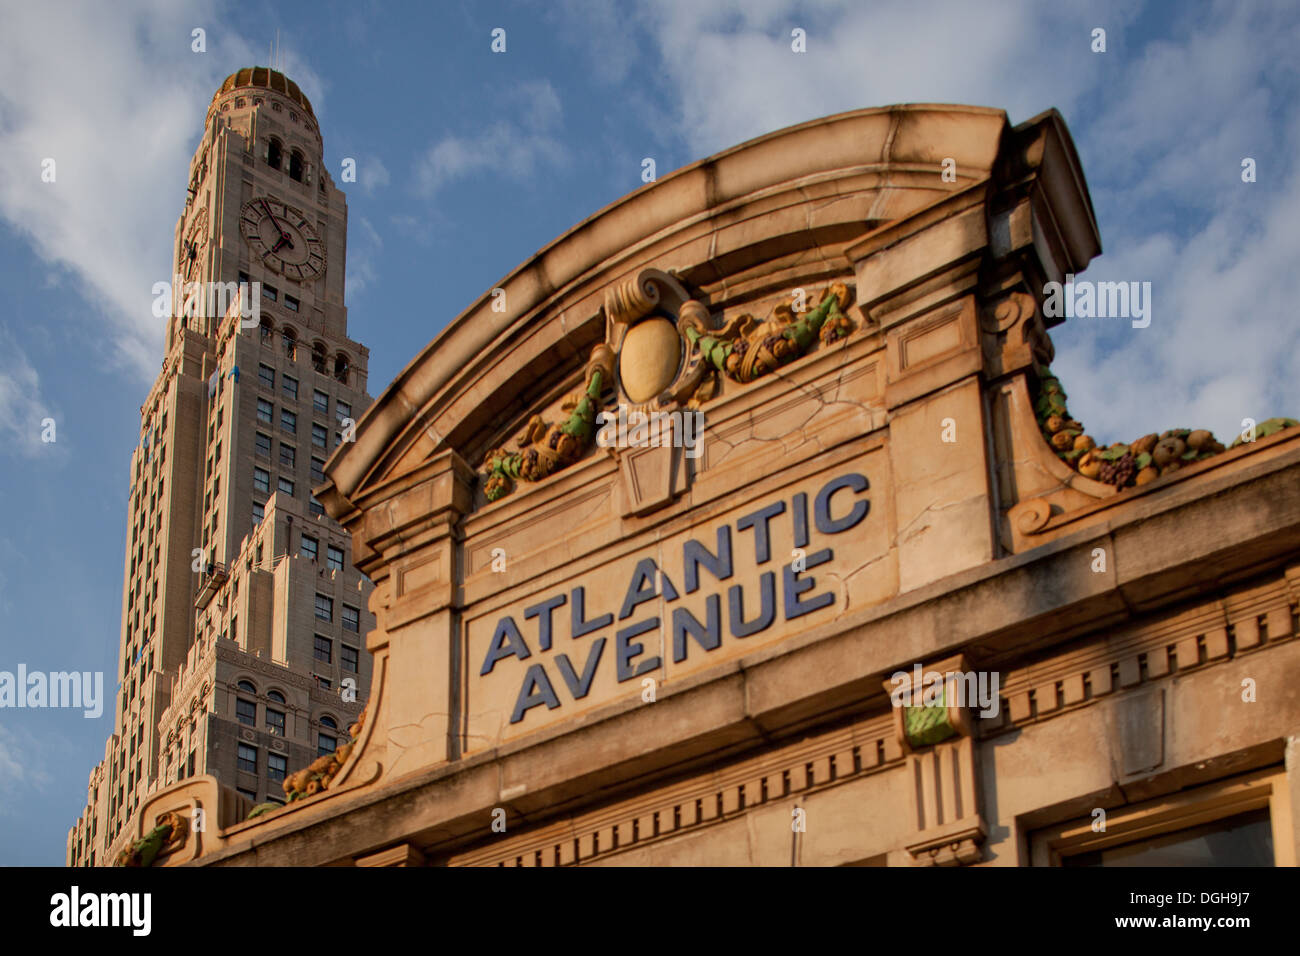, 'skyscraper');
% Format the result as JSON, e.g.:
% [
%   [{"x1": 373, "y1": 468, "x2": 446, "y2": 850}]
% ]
[{"x1": 66, "y1": 68, "x2": 375, "y2": 866}]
